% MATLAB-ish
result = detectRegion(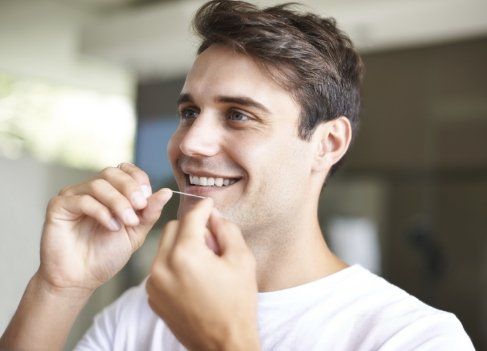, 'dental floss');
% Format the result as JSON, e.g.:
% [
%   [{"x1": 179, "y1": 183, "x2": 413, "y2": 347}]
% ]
[{"x1": 171, "y1": 190, "x2": 206, "y2": 199}]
